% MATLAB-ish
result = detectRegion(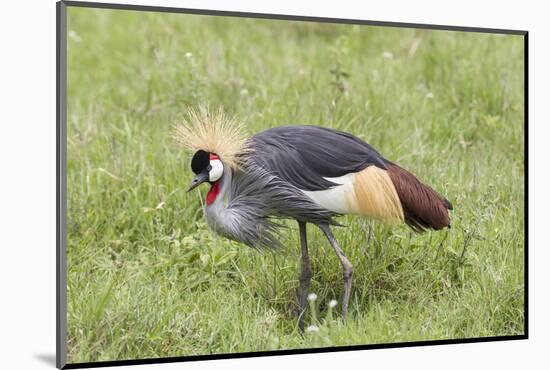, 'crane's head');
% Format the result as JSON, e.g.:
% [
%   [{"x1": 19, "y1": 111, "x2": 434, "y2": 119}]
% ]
[{"x1": 187, "y1": 149, "x2": 224, "y2": 192}]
